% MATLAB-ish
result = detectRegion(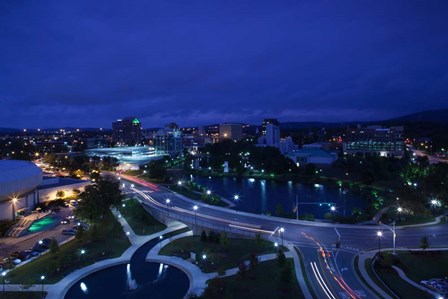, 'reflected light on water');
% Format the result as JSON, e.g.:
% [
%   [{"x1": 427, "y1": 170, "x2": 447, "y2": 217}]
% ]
[
  {"x1": 126, "y1": 263, "x2": 138, "y2": 290},
  {"x1": 80, "y1": 282, "x2": 88, "y2": 294}
]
